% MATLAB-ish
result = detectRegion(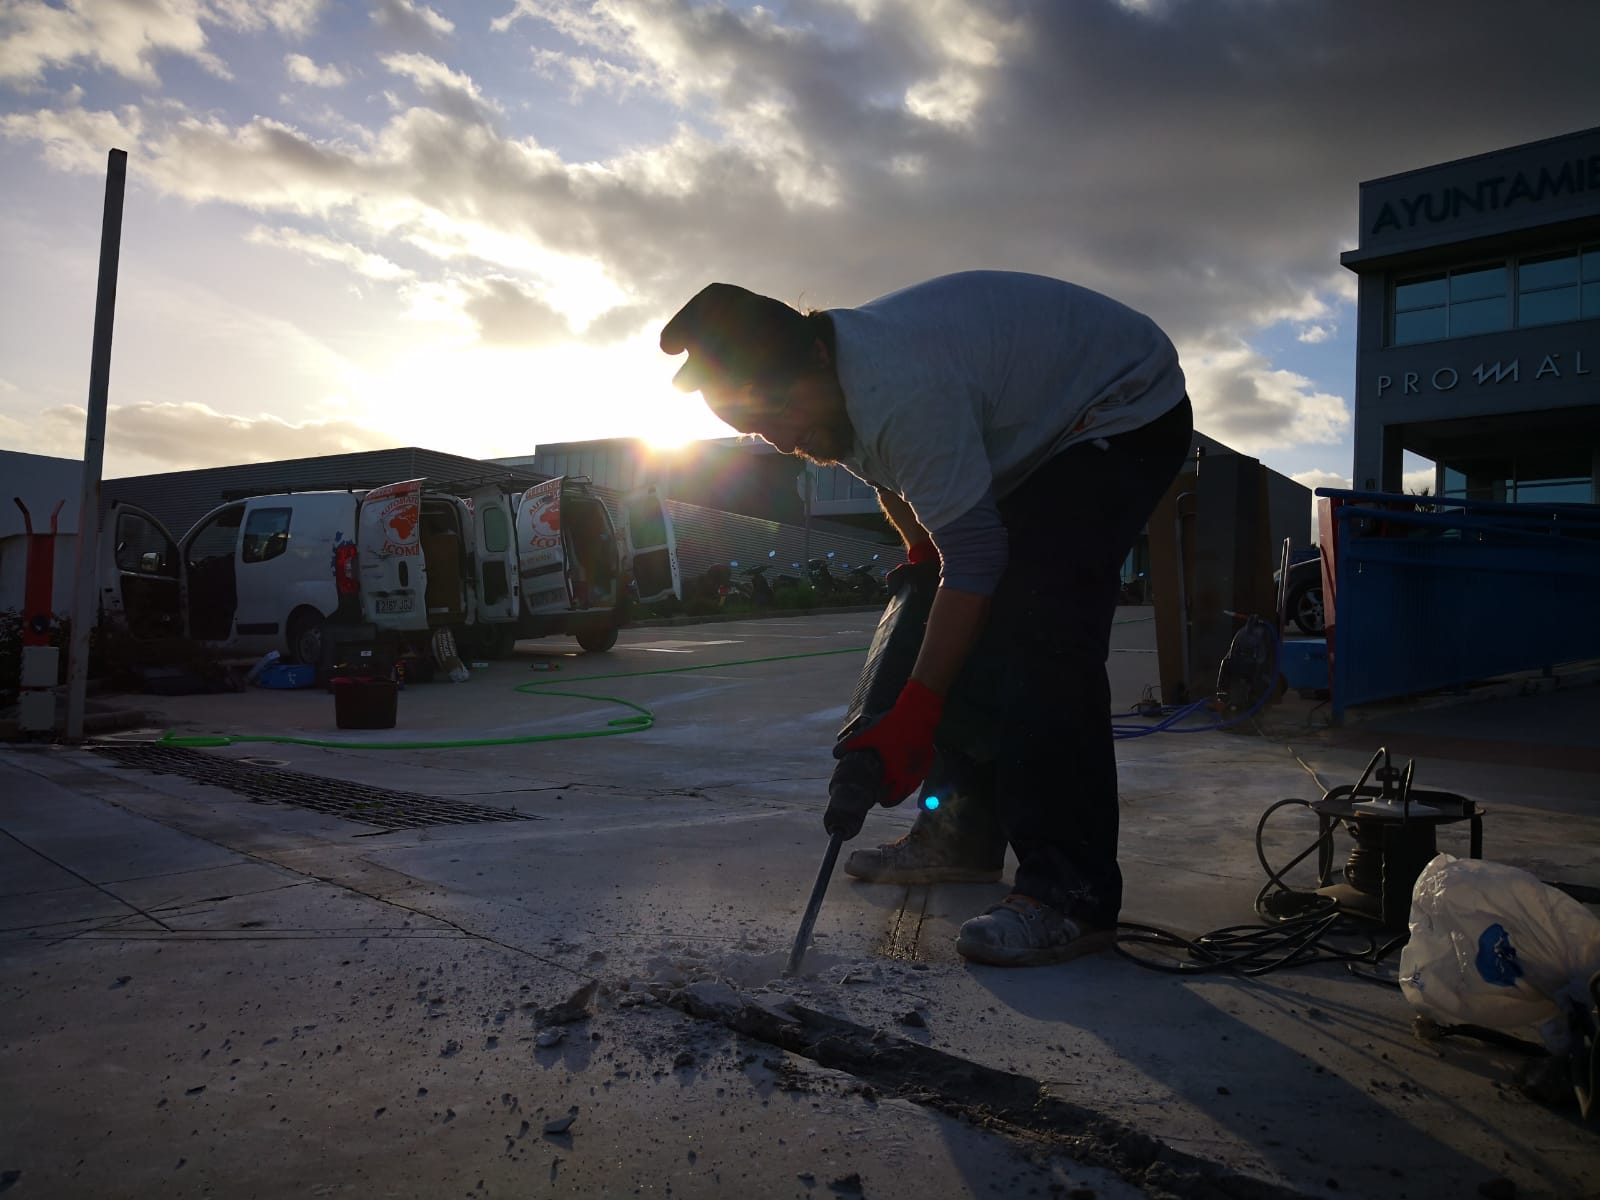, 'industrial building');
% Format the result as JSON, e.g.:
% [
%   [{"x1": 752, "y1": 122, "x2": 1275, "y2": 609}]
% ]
[{"x1": 1342, "y1": 125, "x2": 1600, "y2": 503}]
